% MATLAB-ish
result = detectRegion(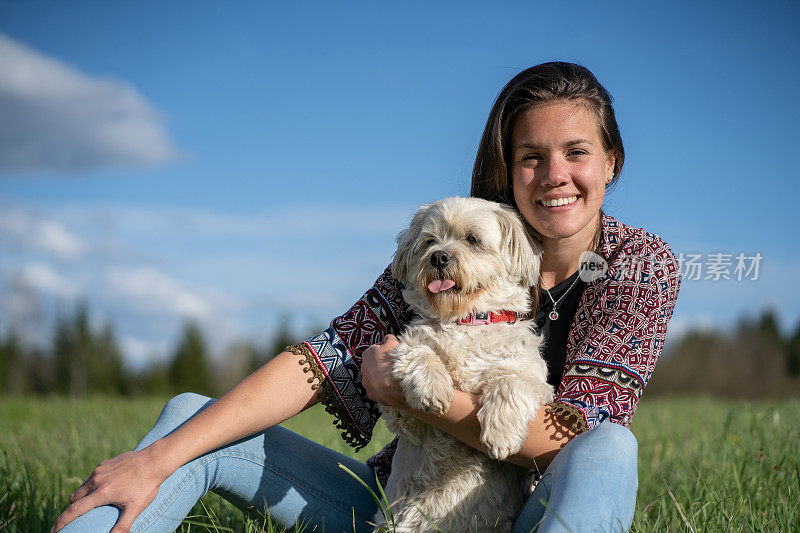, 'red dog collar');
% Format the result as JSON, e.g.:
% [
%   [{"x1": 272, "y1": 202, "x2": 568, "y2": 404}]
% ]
[{"x1": 456, "y1": 310, "x2": 518, "y2": 325}]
